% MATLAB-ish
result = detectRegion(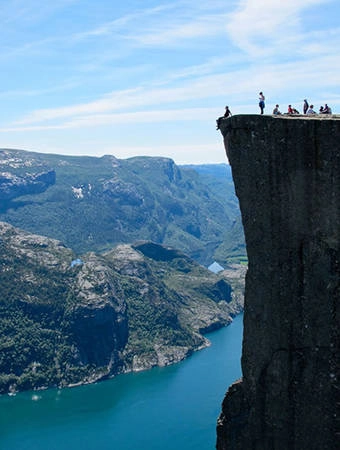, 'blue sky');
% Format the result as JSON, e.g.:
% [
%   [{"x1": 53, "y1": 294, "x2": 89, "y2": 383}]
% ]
[{"x1": 0, "y1": 0, "x2": 339, "y2": 164}]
